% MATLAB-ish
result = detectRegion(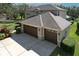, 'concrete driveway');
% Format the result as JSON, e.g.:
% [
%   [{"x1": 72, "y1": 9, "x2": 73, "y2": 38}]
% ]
[{"x1": 0, "y1": 33, "x2": 57, "y2": 56}]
